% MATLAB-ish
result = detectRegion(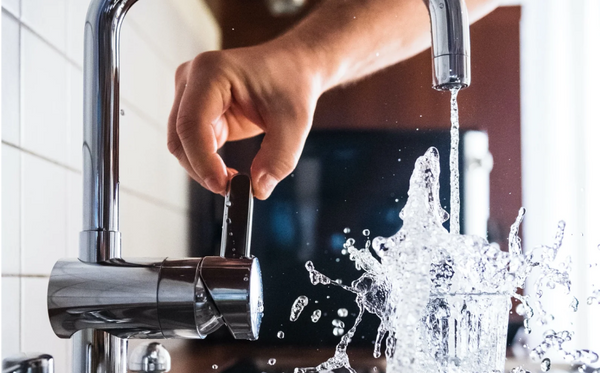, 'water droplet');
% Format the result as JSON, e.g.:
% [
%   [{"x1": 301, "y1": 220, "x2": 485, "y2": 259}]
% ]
[
  {"x1": 570, "y1": 297, "x2": 579, "y2": 312},
  {"x1": 212, "y1": 364, "x2": 218, "y2": 370},
  {"x1": 341, "y1": 249, "x2": 348, "y2": 255},
  {"x1": 337, "y1": 308, "x2": 348, "y2": 318},
  {"x1": 290, "y1": 295, "x2": 309, "y2": 321},
  {"x1": 343, "y1": 227, "x2": 351, "y2": 234},
  {"x1": 311, "y1": 309, "x2": 322, "y2": 323},
  {"x1": 395, "y1": 198, "x2": 399, "y2": 202},
  {"x1": 277, "y1": 331, "x2": 285, "y2": 339},
  {"x1": 226, "y1": 218, "x2": 231, "y2": 224},
  {"x1": 120, "y1": 109, "x2": 125, "y2": 116},
  {"x1": 333, "y1": 327, "x2": 345, "y2": 336},
  {"x1": 332, "y1": 319, "x2": 345, "y2": 328},
  {"x1": 225, "y1": 201, "x2": 232, "y2": 207},
  {"x1": 335, "y1": 258, "x2": 340, "y2": 262},
  {"x1": 243, "y1": 276, "x2": 249, "y2": 282},
  {"x1": 588, "y1": 296, "x2": 597, "y2": 305},
  {"x1": 268, "y1": 358, "x2": 276, "y2": 366},
  {"x1": 541, "y1": 358, "x2": 551, "y2": 372},
  {"x1": 228, "y1": 232, "x2": 233, "y2": 236},
  {"x1": 362, "y1": 229, "x2": 370, "y2": 236}
]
